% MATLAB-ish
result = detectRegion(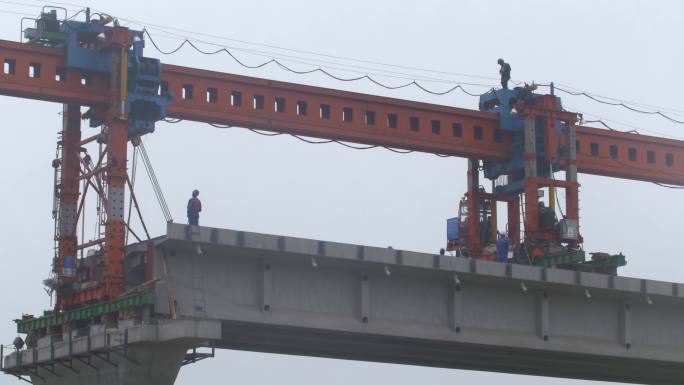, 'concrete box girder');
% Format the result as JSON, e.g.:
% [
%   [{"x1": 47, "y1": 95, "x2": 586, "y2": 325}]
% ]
[{"x1": 153, "y1": 223, "x2": 684, "y2": 384}]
